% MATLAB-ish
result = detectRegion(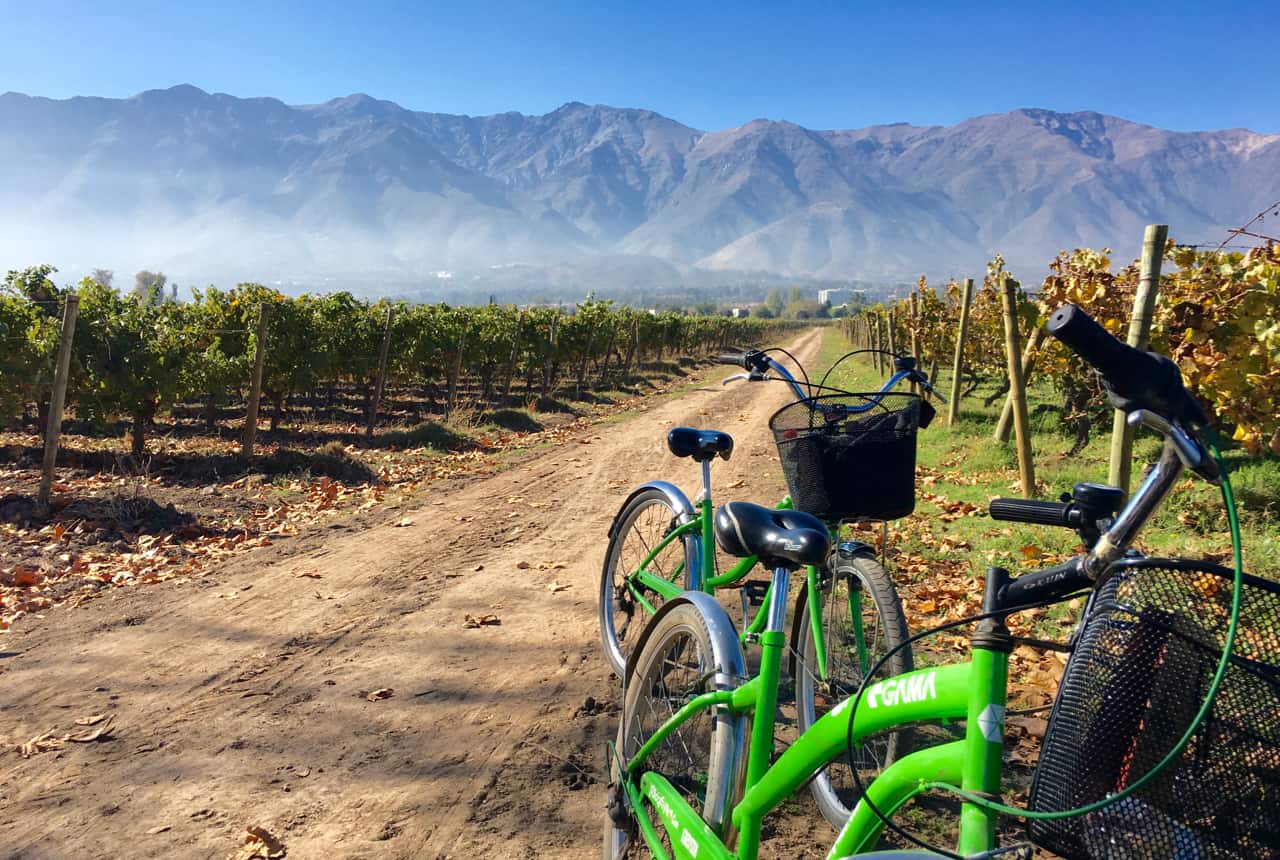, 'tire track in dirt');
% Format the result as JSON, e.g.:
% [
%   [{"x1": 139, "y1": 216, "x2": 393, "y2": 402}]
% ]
[{"x1": 0, "y1": 329, "x2": 823, "y2": 859}]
